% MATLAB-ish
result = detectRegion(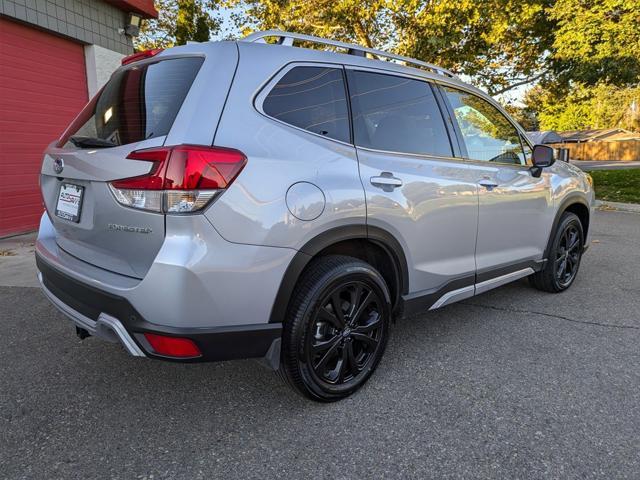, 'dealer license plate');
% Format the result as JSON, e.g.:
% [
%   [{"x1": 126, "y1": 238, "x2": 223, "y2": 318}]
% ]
[{"x1": 55, "y1": 183, "x2": 84, "y2": 223}]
